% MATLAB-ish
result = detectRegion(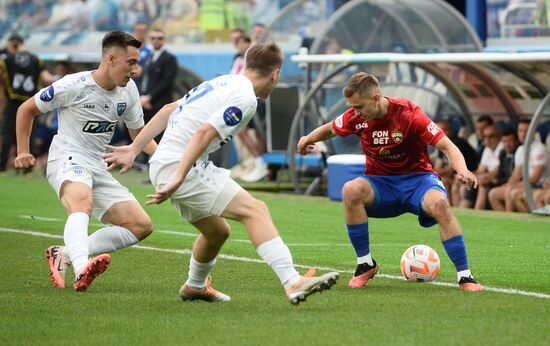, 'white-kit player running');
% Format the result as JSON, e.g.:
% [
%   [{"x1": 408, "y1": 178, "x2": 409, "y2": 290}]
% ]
[
  {"x1": 103, "y1": 42, "x2": 339, "y2": 305},
  {"x1": 15, "y1": 31, "x2": 157, "y2": 292}
]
